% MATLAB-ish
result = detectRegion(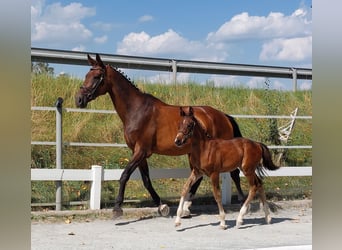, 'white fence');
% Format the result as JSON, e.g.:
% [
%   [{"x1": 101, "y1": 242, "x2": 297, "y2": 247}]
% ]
[
  {"x1": 31, "y1": 165, "x2": 312, "y2": 210},
  {"x1": 31, "y1": 105, "x2": 312, "y2": 210}
]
